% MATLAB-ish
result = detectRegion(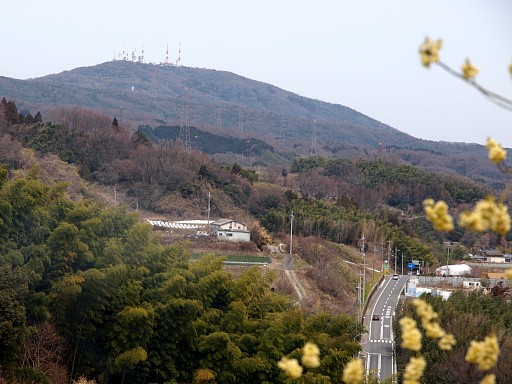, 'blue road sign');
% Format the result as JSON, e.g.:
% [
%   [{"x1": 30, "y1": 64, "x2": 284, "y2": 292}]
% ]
[{"x1": 408, "y1": 263, "x2": 415, "y2": 269}]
